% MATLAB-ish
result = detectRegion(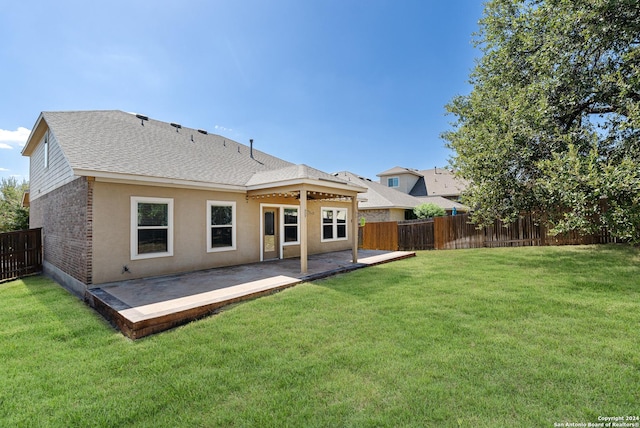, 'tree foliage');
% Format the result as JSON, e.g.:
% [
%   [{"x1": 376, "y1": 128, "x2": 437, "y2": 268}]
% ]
[
  {"x1": 443, "y1": 0, "x2": 640, "y2": 242},
  {"x1": 0, "y1": 177, "x2": 29, "y2": 232},
  {"x1": 413, "y1": 203, "x2": 446, "y2": 219}
]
